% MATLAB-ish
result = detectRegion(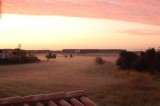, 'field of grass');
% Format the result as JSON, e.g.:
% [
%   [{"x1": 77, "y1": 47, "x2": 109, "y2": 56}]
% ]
[{"x1": 0, "y1": 53, "x2": 159, "y2": 106}]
